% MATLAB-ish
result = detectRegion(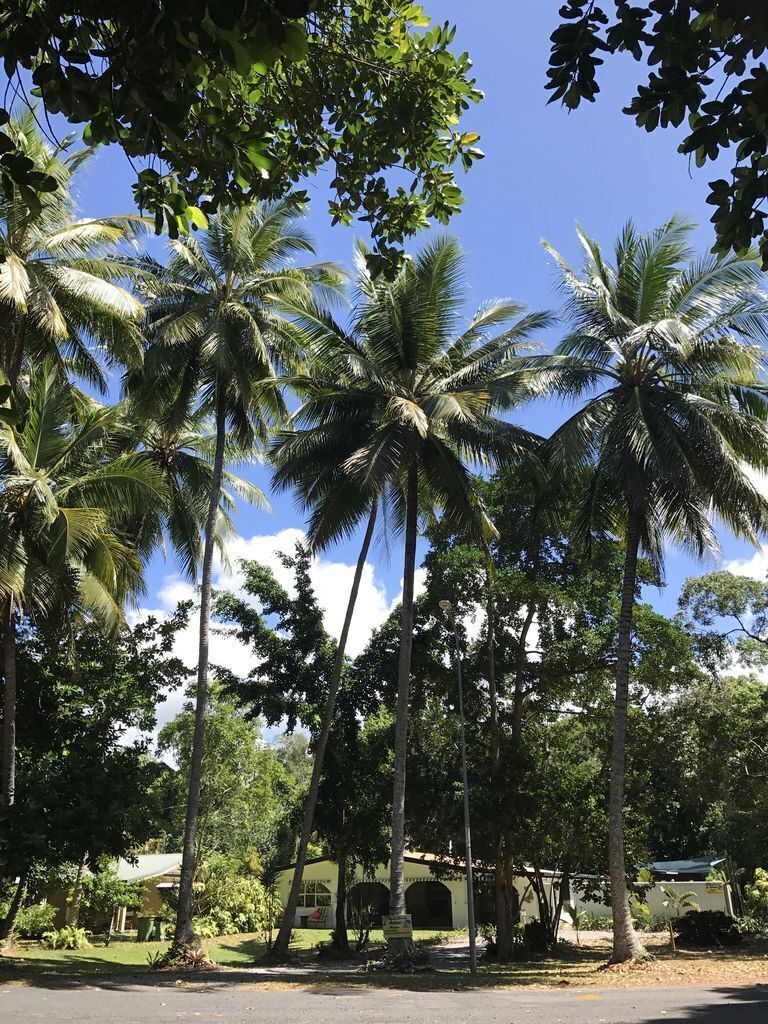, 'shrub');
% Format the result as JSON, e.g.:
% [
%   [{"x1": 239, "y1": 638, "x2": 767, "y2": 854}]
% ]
[
  {"x1": 41, "y1": 926, "x2": 91, "y2": 950},
  {"x1": 675, "y1": 910, "x2": 741, "y2": 948},
  {"x1": 745, "y1": 868, "x2": 768, "y2": 927},
  {"x1": 0, "y1": 902, "x2": 57, "y2": 939},
  {"x1": 16, "y1": 903, "x2": 57, "y2": 938},
  {"x1": 631, "y1": 902, "x2": 668, "y2": 933},
  {"x1": 191, "y1": 916, "x2": 221, "y2": 939},
  {"x1": 191, "y1": 864, "x2": 273, "y2": 937},
  {"x1": 581, "y1": 913, "x2": 613, "y2": 930}
]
